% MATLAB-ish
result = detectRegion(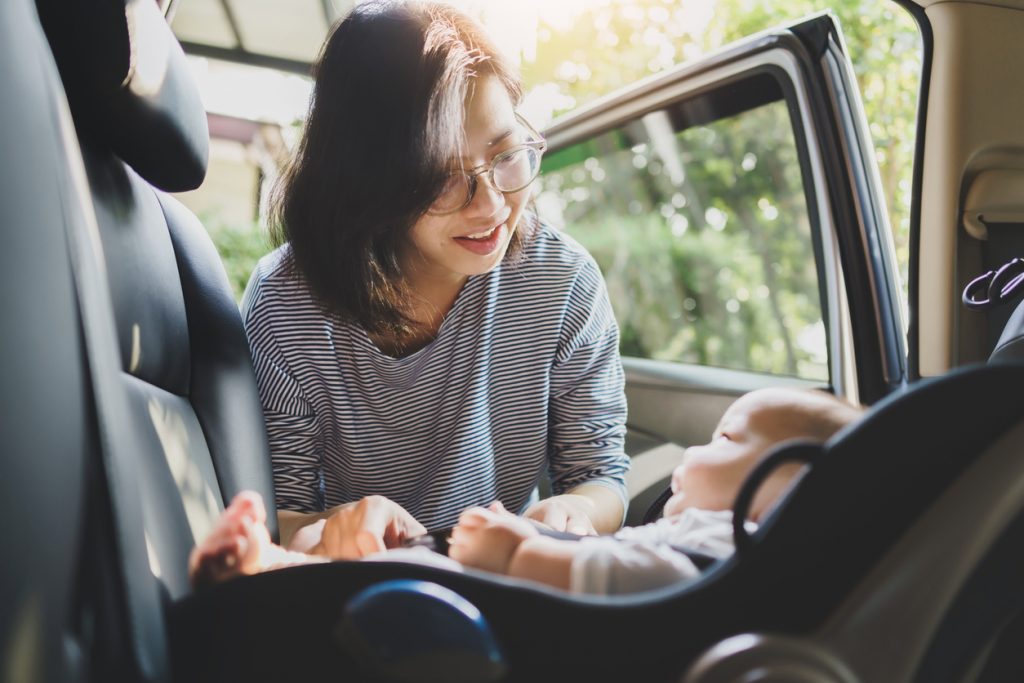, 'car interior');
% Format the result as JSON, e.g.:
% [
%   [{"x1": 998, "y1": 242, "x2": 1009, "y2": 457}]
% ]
[{"x1": 5, "y1": 0, "x2": 1024, "y2": 681}]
